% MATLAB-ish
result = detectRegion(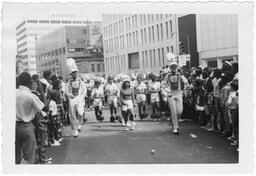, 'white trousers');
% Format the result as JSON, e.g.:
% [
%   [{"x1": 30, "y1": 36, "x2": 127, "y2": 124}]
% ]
[
  {"x1": 69, "y1": 96, "x2": 84, "y2": 131},
  {"x1": 167, "y1": 94, "x2": 183, "y2": 130}
]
